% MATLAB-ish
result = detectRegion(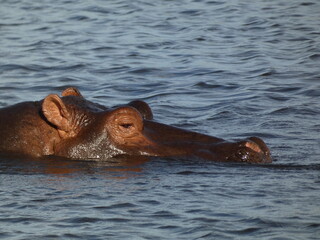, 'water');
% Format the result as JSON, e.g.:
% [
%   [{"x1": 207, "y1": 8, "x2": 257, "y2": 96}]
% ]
[{"x1": 0, "y1": 0, "x2": 319, "y2": 239}]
